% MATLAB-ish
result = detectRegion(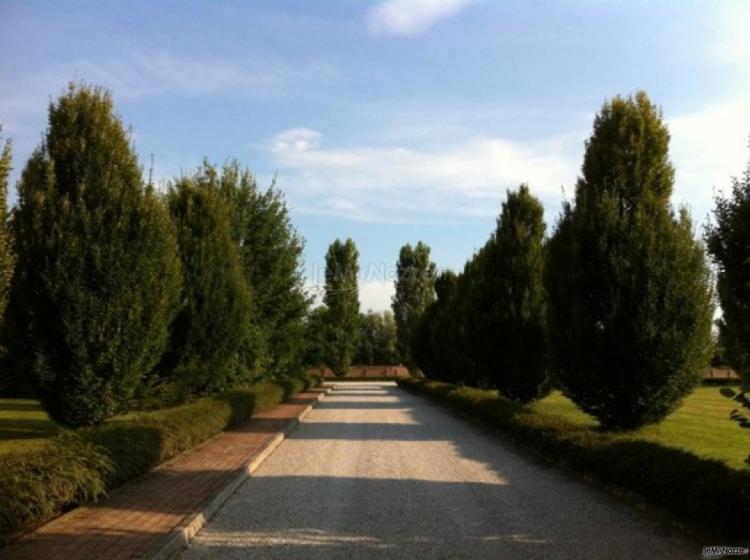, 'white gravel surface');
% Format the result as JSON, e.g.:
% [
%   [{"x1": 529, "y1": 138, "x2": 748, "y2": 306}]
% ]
[{"x1": 180, "y1": 382, "x2": 698, "y2": 559}]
